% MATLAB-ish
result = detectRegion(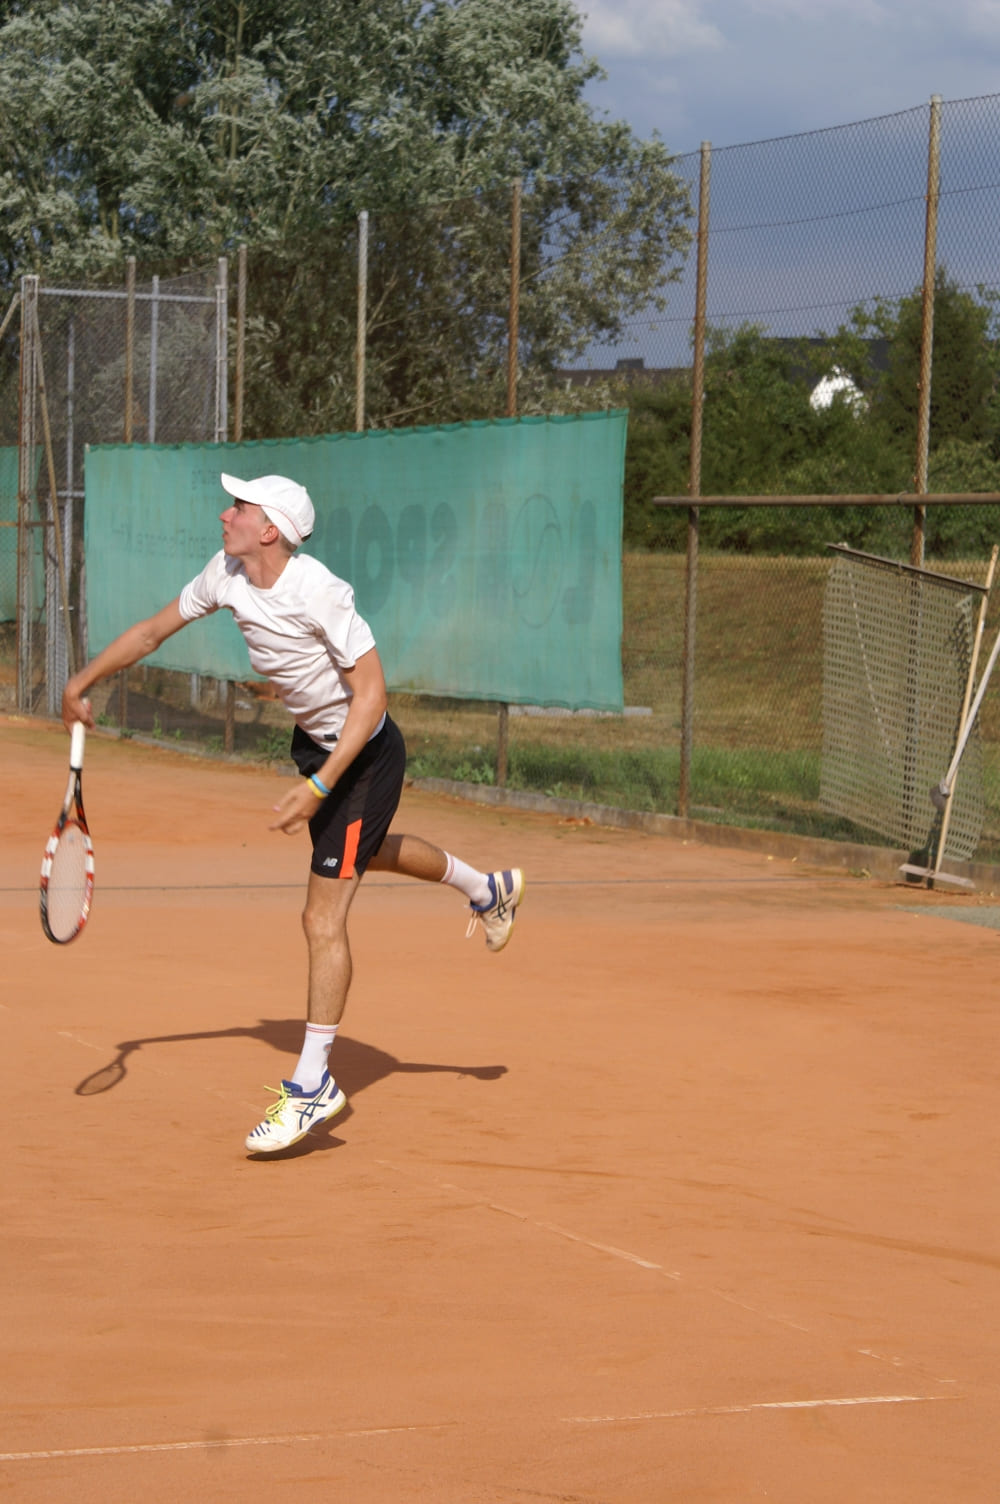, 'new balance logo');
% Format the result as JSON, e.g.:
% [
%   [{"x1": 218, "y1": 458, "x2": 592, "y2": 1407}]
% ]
[{"x1": 322, "y1": 856, "x2": 339, "y2": 869}]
